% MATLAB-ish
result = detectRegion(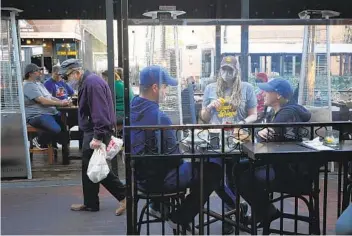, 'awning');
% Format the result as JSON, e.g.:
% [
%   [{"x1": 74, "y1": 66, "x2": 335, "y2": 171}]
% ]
[{"x1": 2, "y1": 0, "x2": 352, "y2": 19}]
